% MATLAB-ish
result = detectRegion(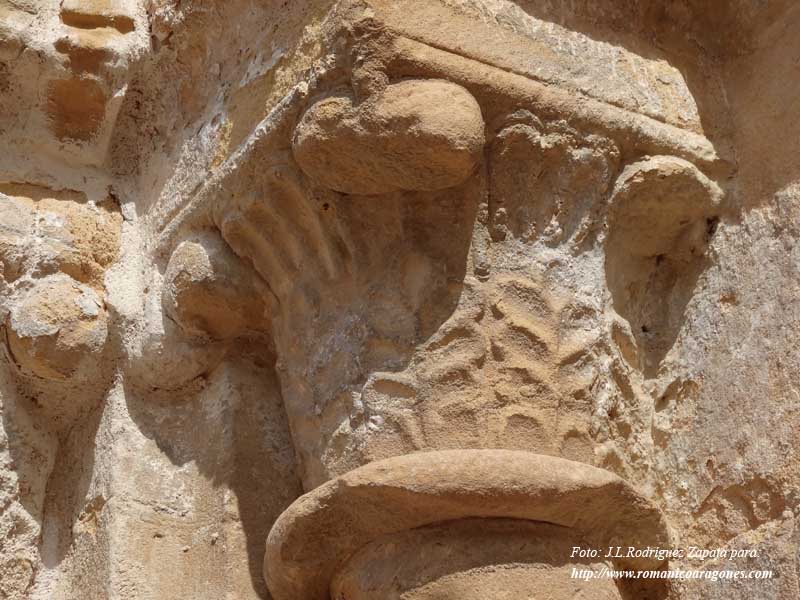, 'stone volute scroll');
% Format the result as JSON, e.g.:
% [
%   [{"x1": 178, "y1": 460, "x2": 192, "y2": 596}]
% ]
[{"x1": 604, "y1": 157, "x2": 723, "y2": 377}]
